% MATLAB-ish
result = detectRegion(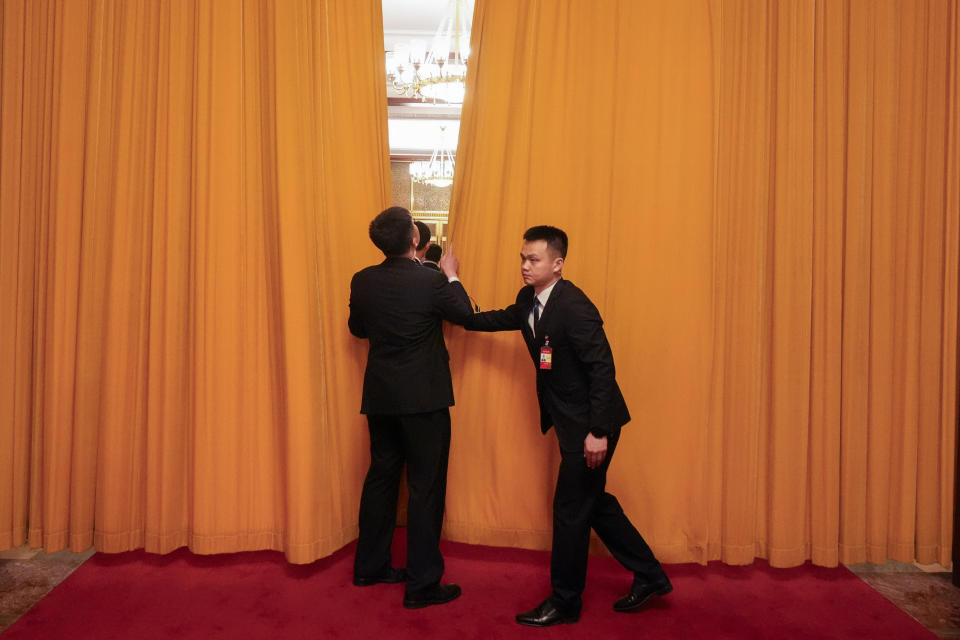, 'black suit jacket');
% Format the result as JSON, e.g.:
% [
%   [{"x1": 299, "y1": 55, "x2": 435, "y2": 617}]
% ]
[
  {"x1": 463, "y1": 278, "x2": 630, "y2": 451},
  {"x1": 349, "y1": 256, "x2": 474, "y2": 415}
]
